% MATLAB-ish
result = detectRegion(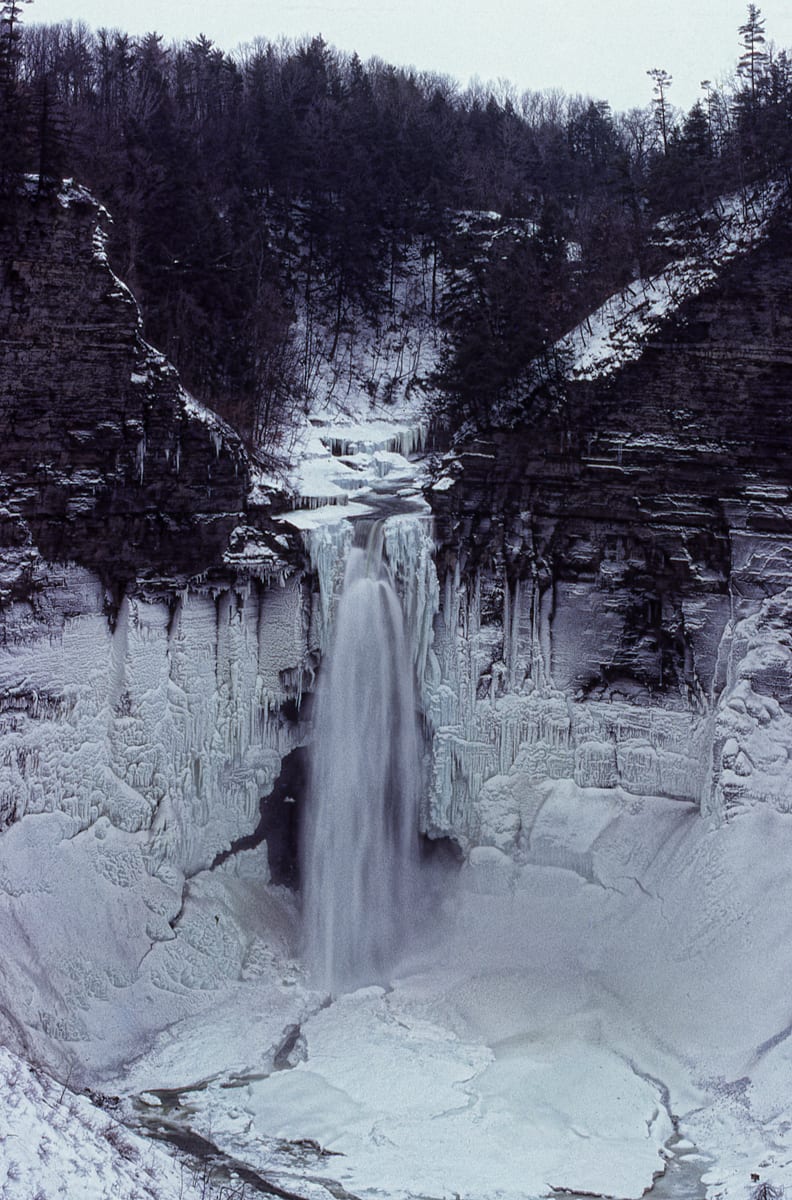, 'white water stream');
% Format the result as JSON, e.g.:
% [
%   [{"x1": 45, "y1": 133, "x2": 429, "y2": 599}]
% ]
[{"x1": 301, "y1": 522, "x2": 422, "y2": 993}]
